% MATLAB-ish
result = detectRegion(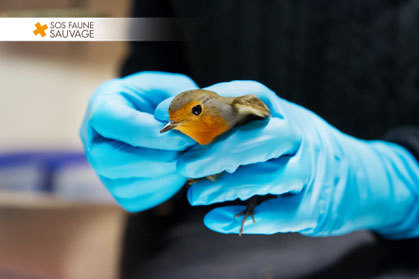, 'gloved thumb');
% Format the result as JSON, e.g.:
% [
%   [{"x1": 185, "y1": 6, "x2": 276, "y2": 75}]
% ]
[{"x1": 154, "y1": 97, "x2": 174, "y2": 122}]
